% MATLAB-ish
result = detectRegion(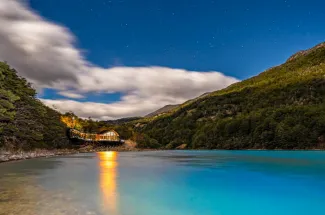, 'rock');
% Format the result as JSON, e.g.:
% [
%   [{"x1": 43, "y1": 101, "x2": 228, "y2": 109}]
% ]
[
  {"x1": 287, "y1": 42, "x2": 325, "y2": 62},
  {"x1": 134, "y1": 122, "x2": 146, "y2": 128},
  {"x1": 318, "y1": 135, "x2": 325, "y2": 144},
  {"x1": 317, "y1": 135, "x2": 325, "y2": 149},
  {"x1": 124, "y1": 139, "x2": 137, "y2": 149},
  {"x1": 176, "y1": 144, "x2": 187, "y2": 150},
  {"x1": 0, "y1": 149, "x2": 77, "y2": 163}
]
